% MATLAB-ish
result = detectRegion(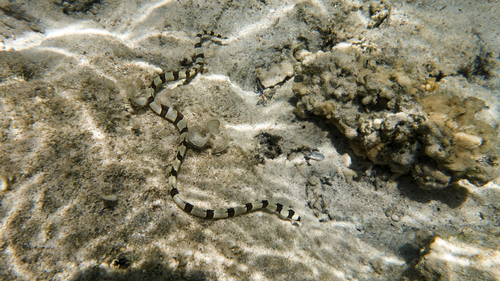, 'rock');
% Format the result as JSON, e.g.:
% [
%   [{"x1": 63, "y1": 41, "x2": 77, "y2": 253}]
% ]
[
  {"x1": 256, "y1": 60, "x2": 294, "y2": 88},
  {"x1": 0, "y1": 174, "x2": 8, "y2": 192},
  {"x1": 415, "y1": 235, "x2": 500, "y2": 280},
  {"x1": 292, "y1": 47, "x2": 499, "y2": 190}
]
